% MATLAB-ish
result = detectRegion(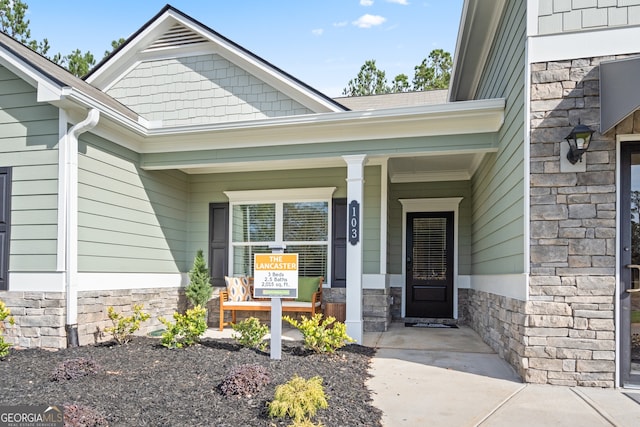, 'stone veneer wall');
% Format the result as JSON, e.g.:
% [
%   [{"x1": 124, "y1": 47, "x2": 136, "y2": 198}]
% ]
[
  {"x1": 463, "y1": 289, "x2": 527, "y2": 378},
  {"x1": 0, "y1": 288, "x2": 184, "y2": 349},
  {"x1": 363, "y1": 288, "x2": 391, "y2": 332},
  {"x1": 76, "y1": 288, "x2": 185, "y2": 346},
  {"x1": 0, "y1": 291, "x2": 65, "y2": 350},
  {"x1": 527, "y1": 54, "x2": 627, "y2": 387}
]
